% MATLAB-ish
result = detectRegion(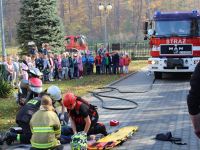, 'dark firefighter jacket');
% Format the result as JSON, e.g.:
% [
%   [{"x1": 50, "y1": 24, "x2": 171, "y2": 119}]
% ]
[
  {"x1": 16, "y1": 98, "x2": 41, "y2": 124},
  {"x1": 187, "y1": 62, "x2": 200, "y2": 115}
]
